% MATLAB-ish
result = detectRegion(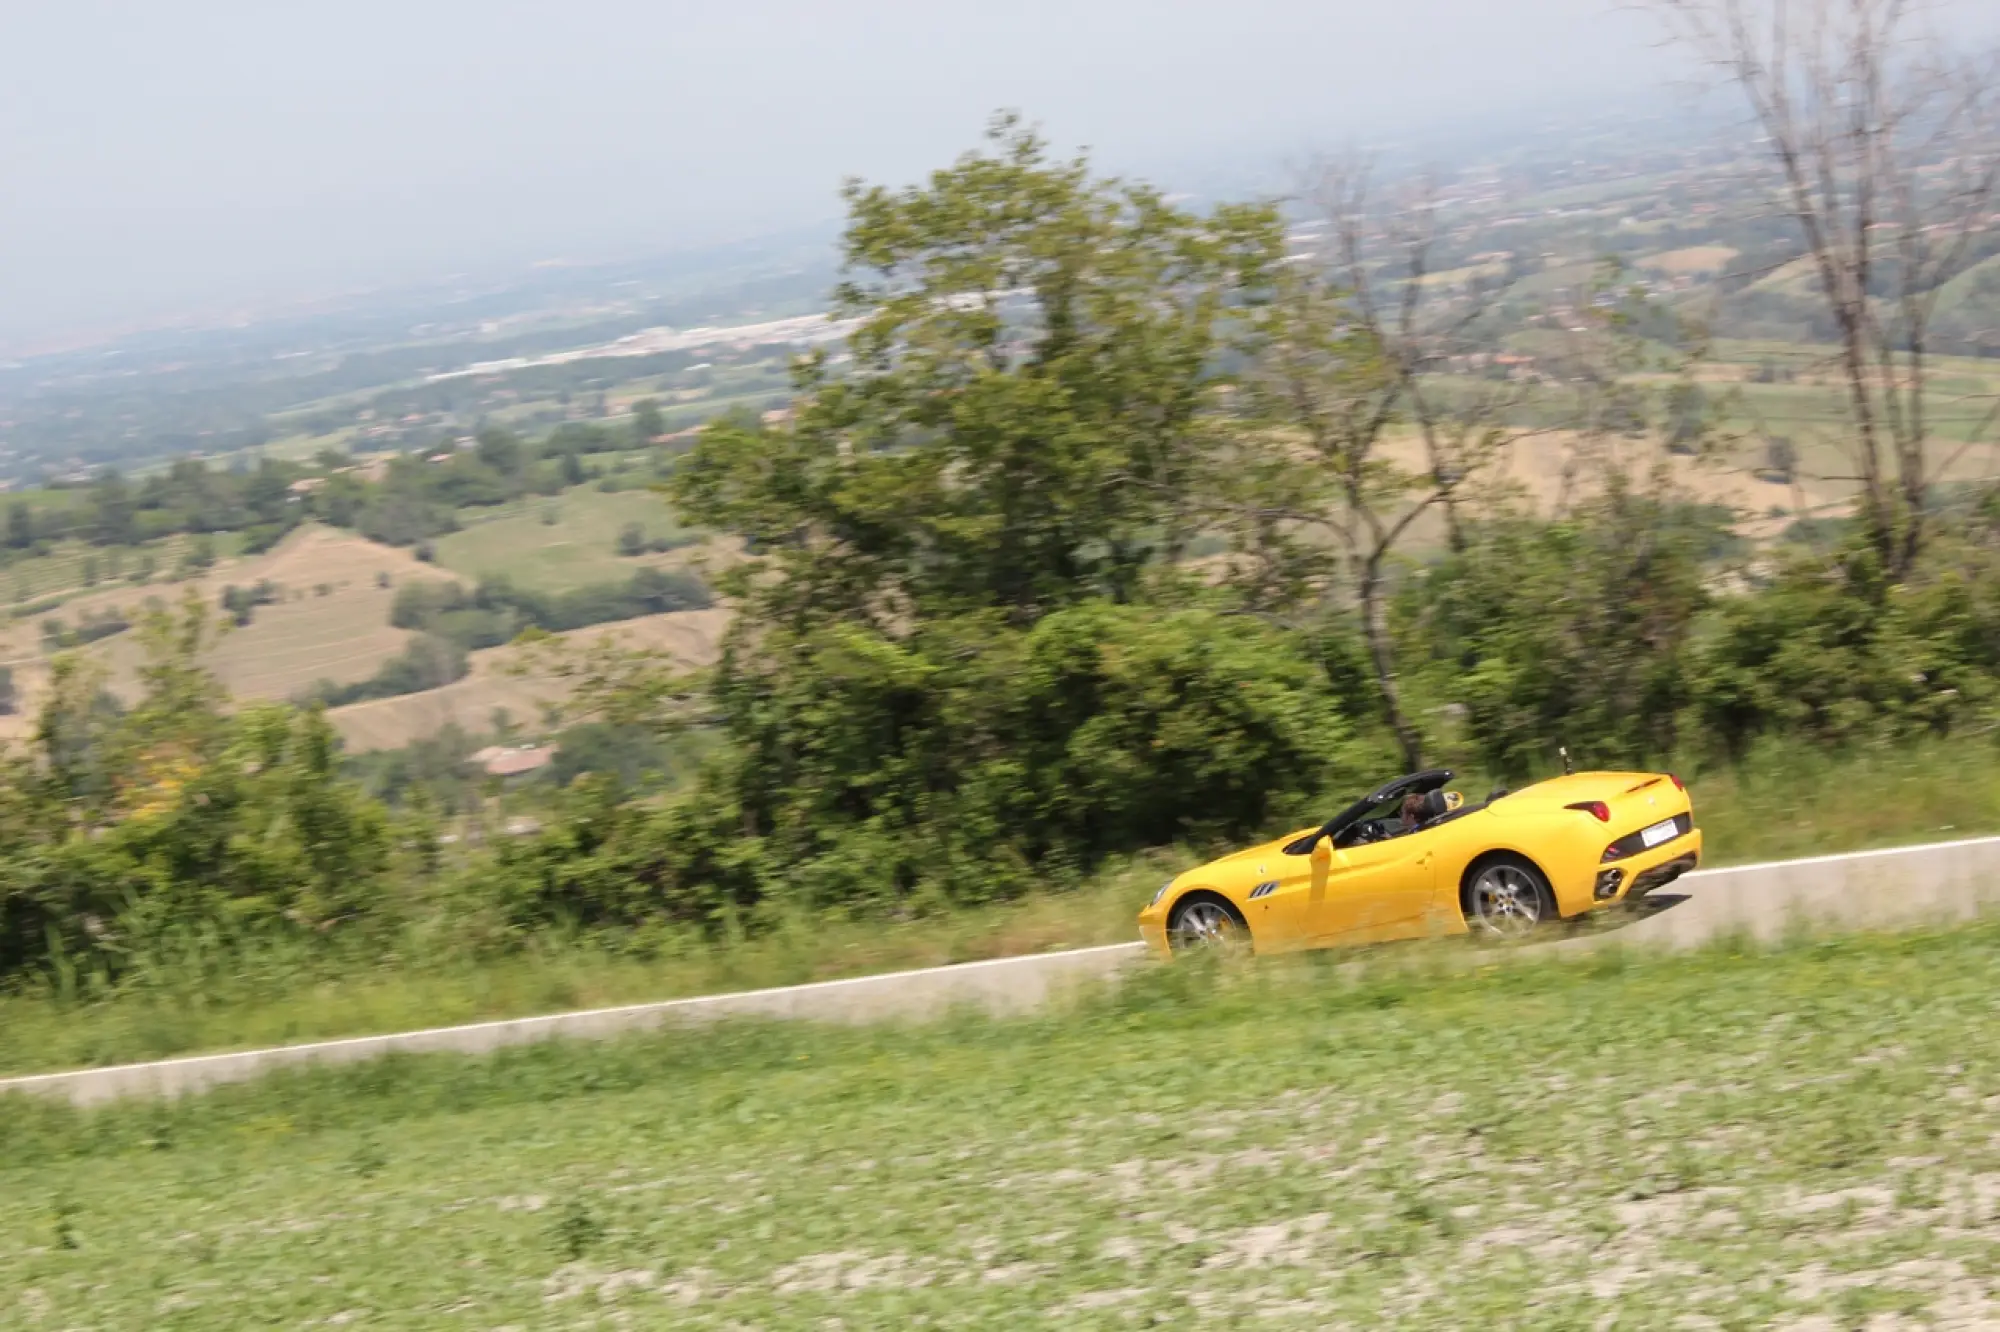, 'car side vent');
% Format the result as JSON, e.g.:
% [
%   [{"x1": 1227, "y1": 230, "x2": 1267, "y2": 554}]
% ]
[{"x1": 1248, "y1": 881, "x2": 1279, "y2": 900}]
